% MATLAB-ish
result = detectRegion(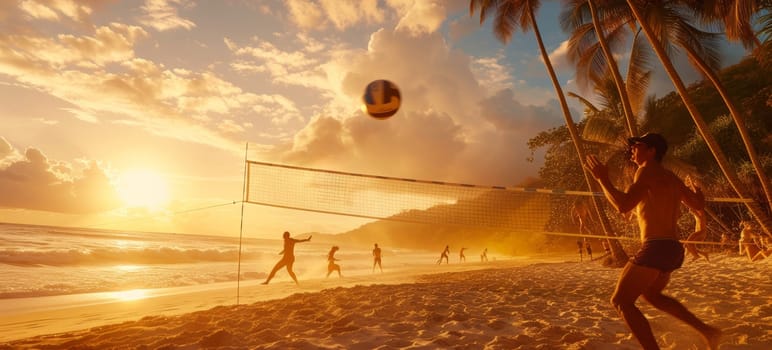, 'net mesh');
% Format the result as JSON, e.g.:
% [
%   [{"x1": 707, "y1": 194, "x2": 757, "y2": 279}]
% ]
[
  {"x1": 245, "y1": 160, "x2": 752, "y2": 241},
  {"x1": 247, "y1": 161, "x2": 602, "y2": 235}
]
